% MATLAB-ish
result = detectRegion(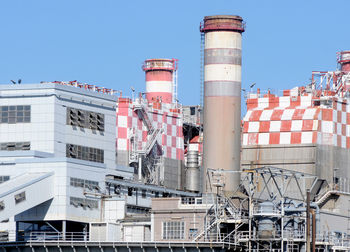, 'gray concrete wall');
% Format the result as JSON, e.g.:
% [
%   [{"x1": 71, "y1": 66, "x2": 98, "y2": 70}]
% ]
[
  {"x1": 242, "y1": 143, "x2": 350, "y2": 186},
  {"x1": 163, "y1": 158, "x2": 183, "y2": 190}
]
